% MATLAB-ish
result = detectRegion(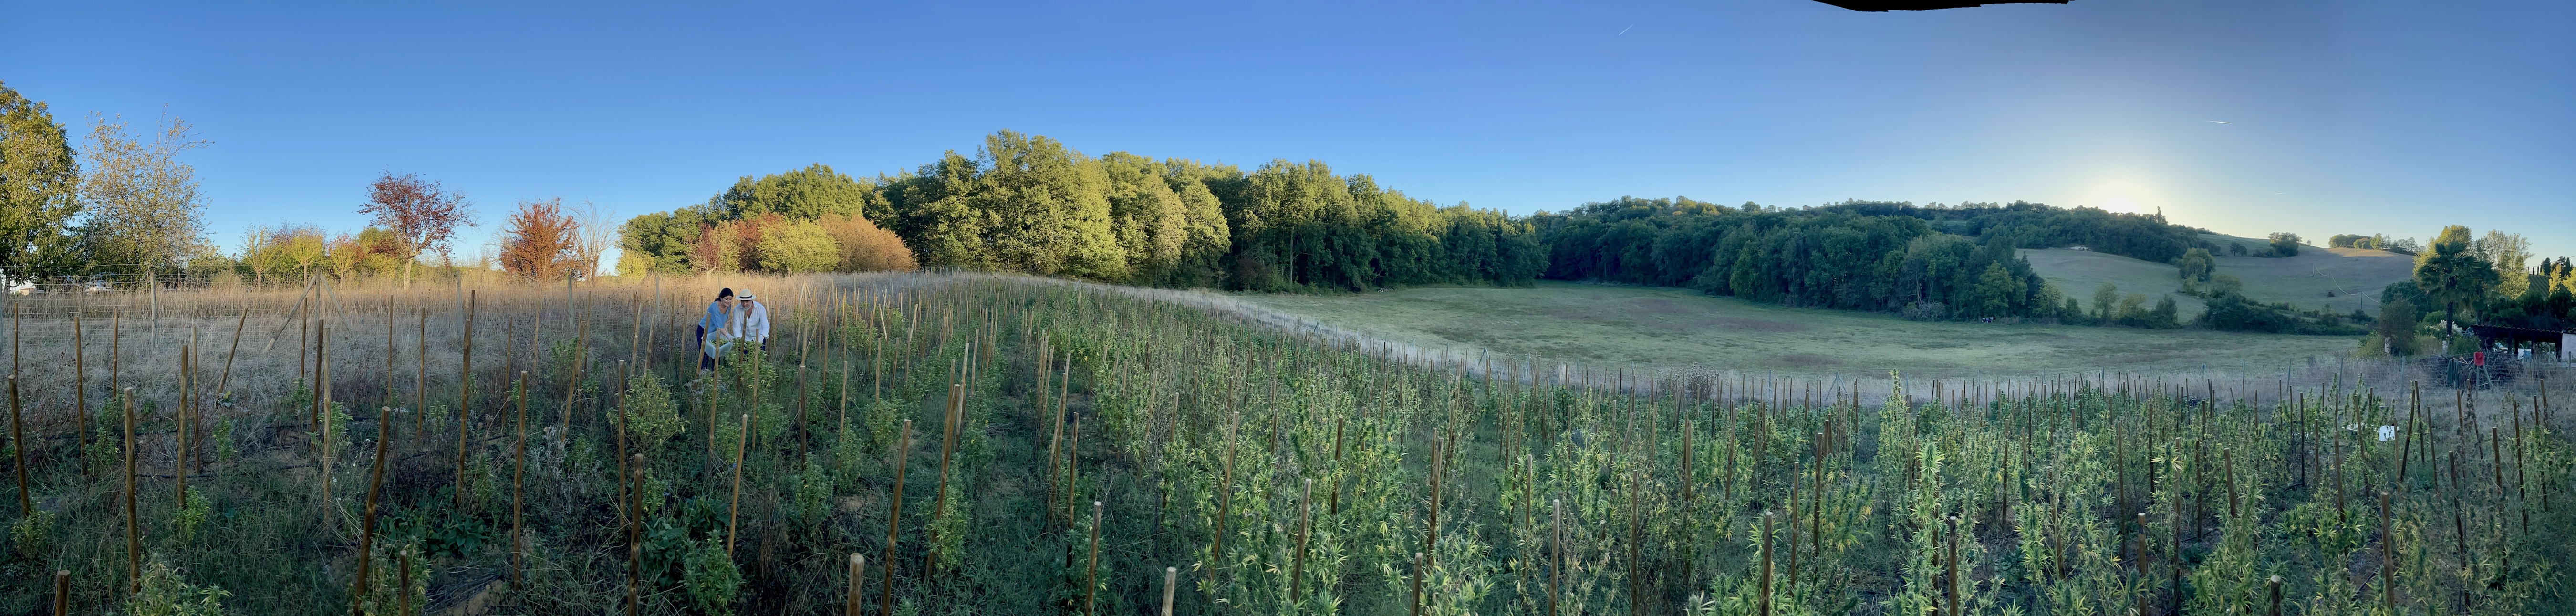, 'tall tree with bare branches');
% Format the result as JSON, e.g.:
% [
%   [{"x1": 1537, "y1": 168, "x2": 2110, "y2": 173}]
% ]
[
  {"x1": 499, "y1": 197, "x2": 579, "y2": 281},
  {"x1": 360, "y1": 171, "x2": 474, "y2": 288}
]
